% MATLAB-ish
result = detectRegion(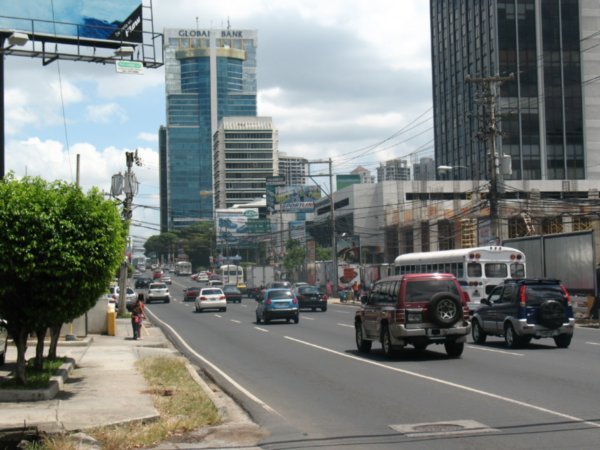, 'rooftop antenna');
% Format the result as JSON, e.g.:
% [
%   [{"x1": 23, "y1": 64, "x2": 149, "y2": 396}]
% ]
[
  {"x1": 196, "y1": 17, "x2": 199, "y2": 30},
  {"x1": 227, "y1": 17, "x2": 231, "y2": 30}
]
